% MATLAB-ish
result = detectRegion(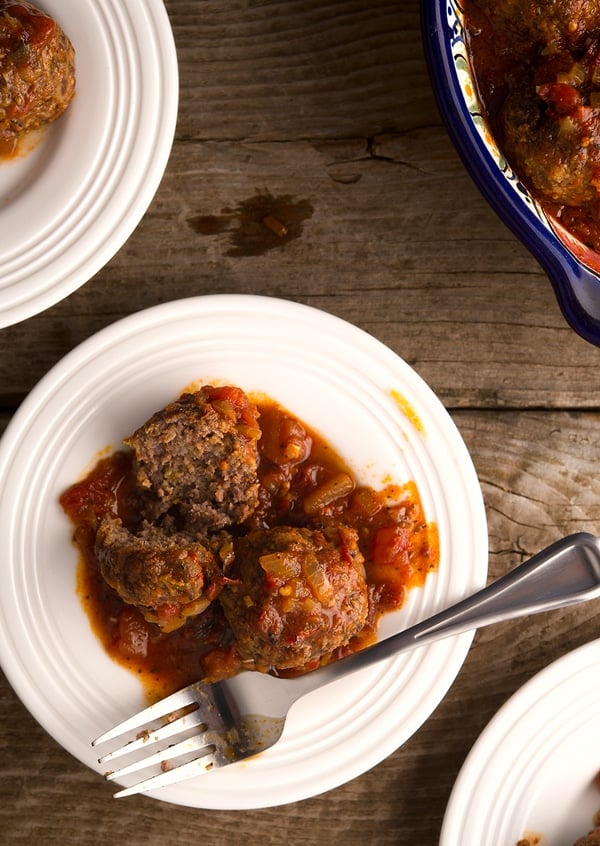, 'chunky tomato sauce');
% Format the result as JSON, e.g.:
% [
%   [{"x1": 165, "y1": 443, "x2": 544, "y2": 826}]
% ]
[
  {"x1": 0, "y1": 2, "x2": 55, "y2": 50},
  {"x1": 61, "y1": 398, "x2": 439, "y2": 703},
  {"x1": 464, "y1": 2, "x2": 600, "y2": 259}
]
